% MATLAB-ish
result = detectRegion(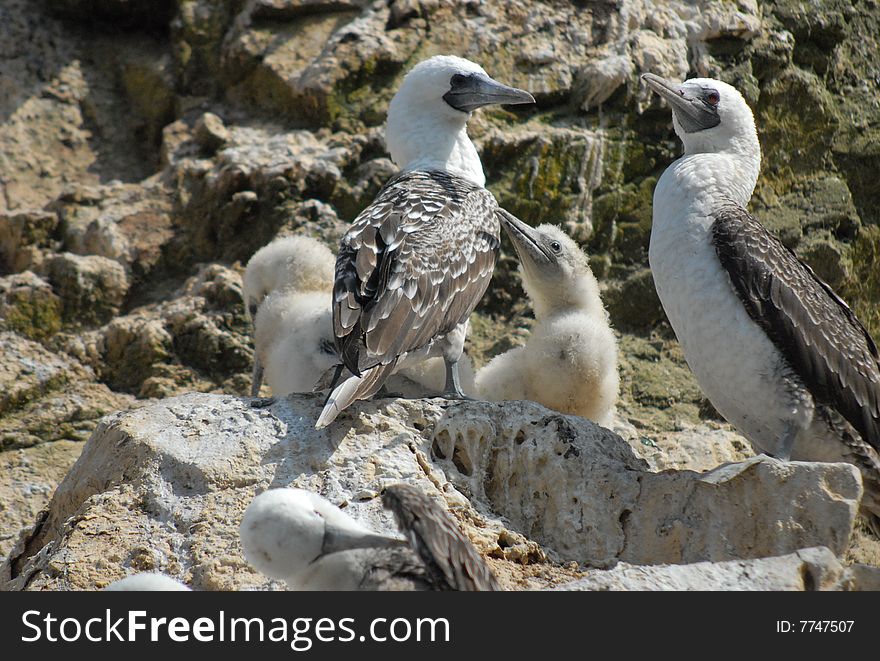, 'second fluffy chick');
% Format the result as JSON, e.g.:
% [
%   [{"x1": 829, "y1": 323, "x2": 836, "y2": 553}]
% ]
[
  {"x1": 243, "y1": 235, "x2": 335, "y2": 319},
  {"x1": 244, "y1": 235, "x2": 336, "y2": 396},
  {"x1": 476, "y1": 215, "x2": 619, "y2": 426}
]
